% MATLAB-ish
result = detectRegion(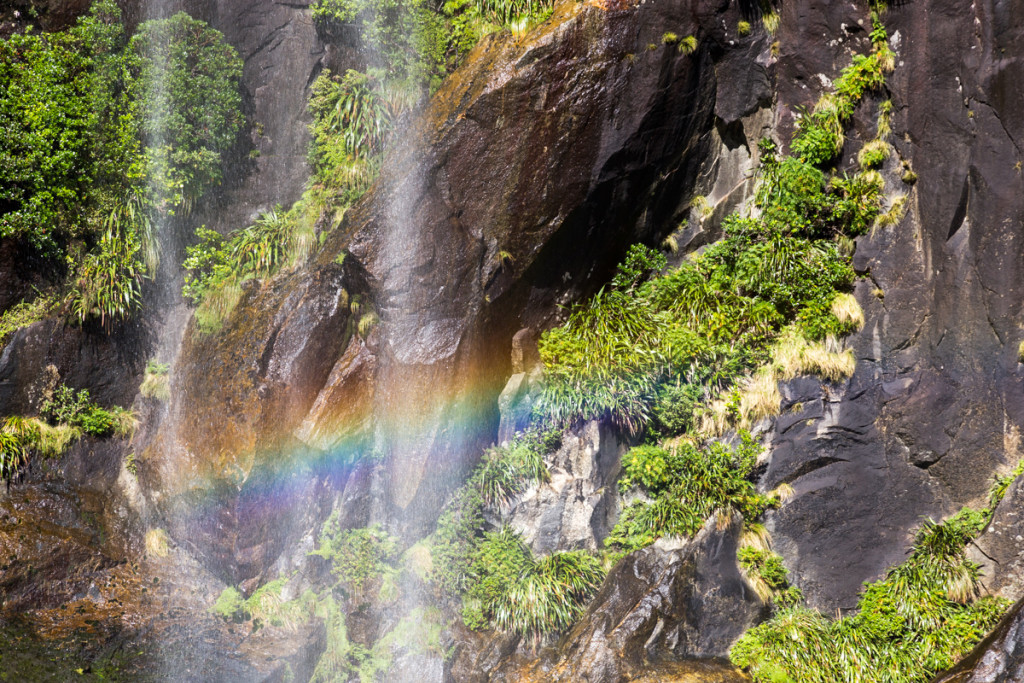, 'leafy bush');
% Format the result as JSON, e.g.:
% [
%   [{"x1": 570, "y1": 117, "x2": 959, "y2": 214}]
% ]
[
  {"x1": 0, "y1": 2, "x2": 244, "y2": 327},
  {"x1": 210, "y1": 586, "x2": 245, "y2": 620},
  {"x1": 128, "y1": 12, "x2": 243, "y2": 212},
  {"x1": 310, "y1": 515, "x2": 399, "y2": 601},
  {"x1": 40, "y1": 383, "x2": 135, "y2": 437},
  {"x1": 0, "y1": 1, "x2": 133, "y2": 255},
  {"x1": 607, "y1": 433, "x2": 776, "y2": 554}
]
